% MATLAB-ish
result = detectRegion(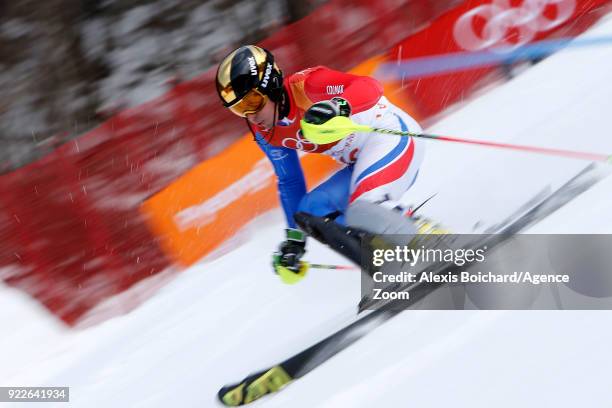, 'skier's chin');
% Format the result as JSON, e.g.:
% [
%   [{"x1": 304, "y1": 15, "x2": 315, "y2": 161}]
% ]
[{"x1": 250, "y1": 119, "x2": 271, "y2": 130}]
